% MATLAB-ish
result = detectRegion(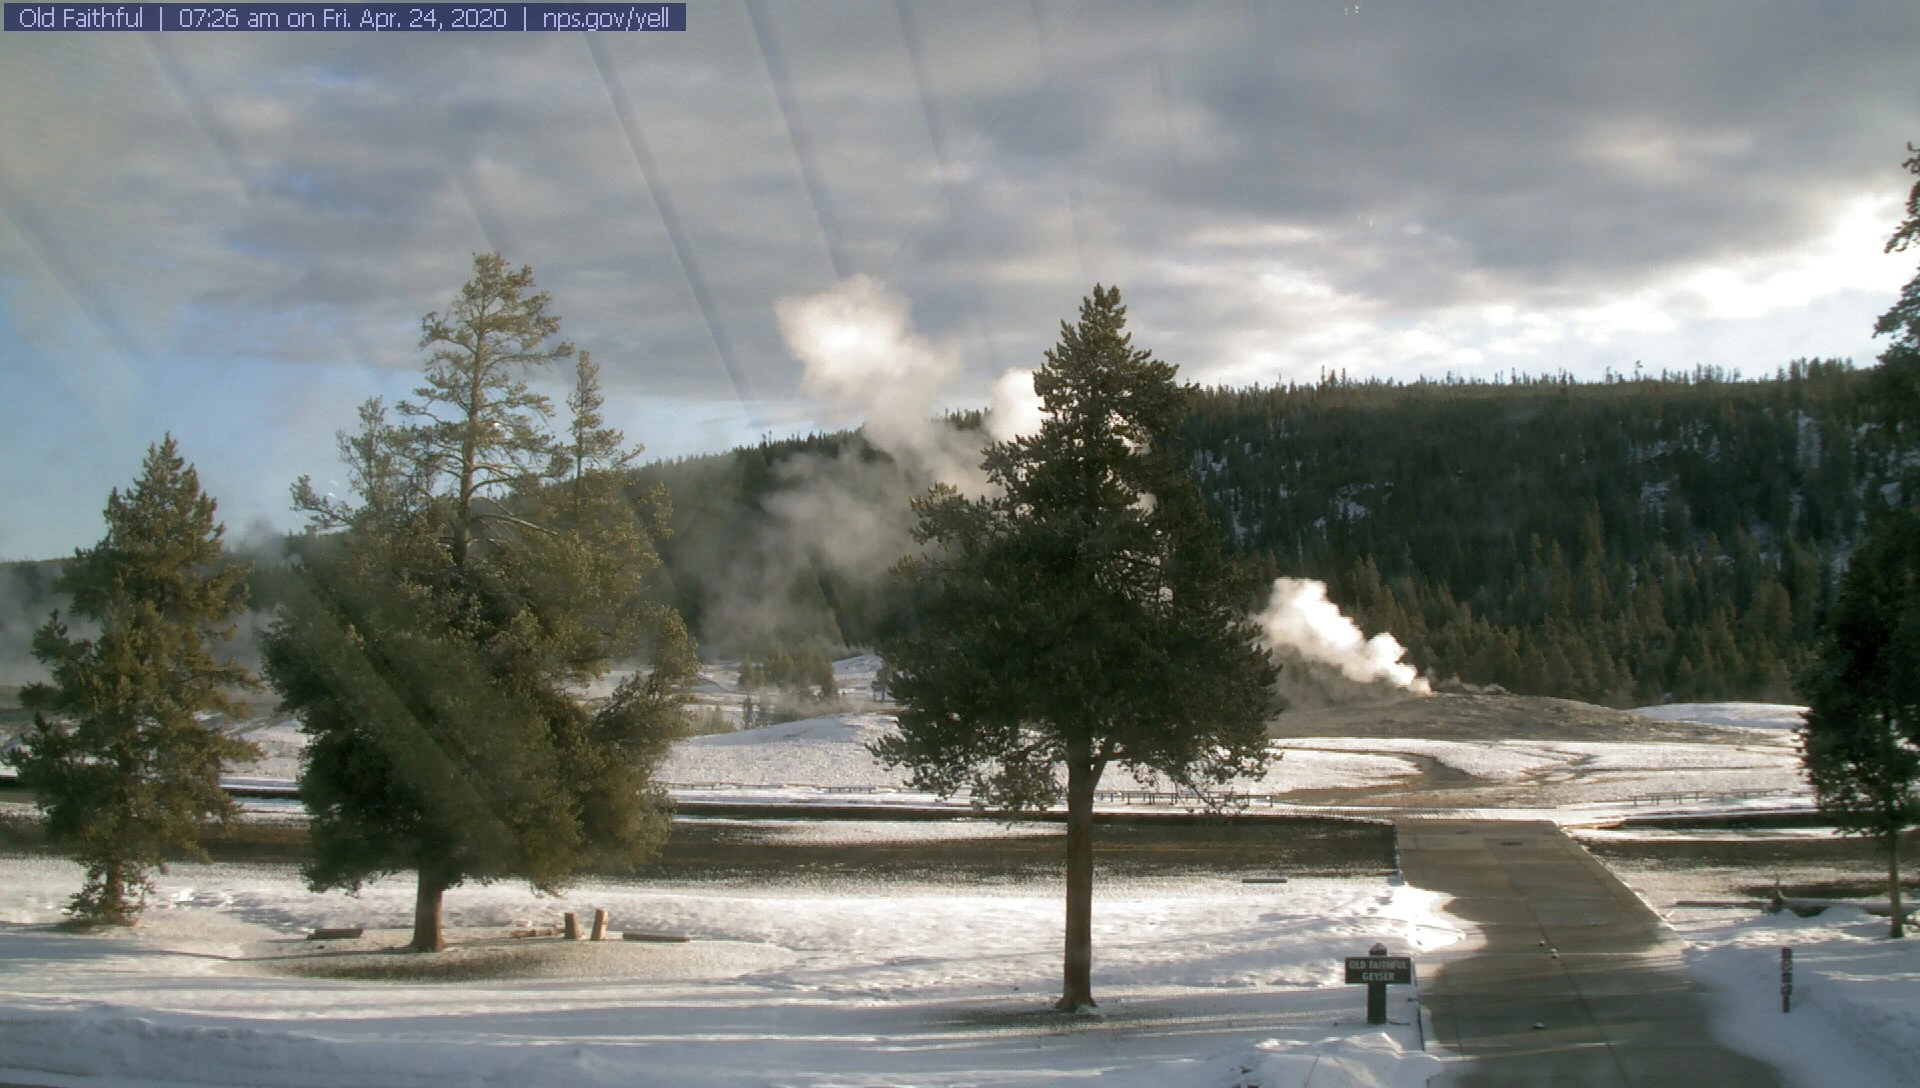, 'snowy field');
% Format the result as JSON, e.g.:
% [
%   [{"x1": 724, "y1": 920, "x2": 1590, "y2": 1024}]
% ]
[
  {"x1": 9, "y1": 681, "x2": 1903, "y2": 1086},
  {"x1": 666, "y1": 690, "x2": 1811, "y2": 808},
  {"x1": 0, "y1": 851, "x2": 1455, "y2": 1087},
  {"x1": 651, "y1": 690, "x2": 1810, "y2": 815},
  {"x1": 79, "y1": 669, "x2": 1810, "y2": 821},
  {"x1": 1671, "y1": 906, "x2": 1920, "y2": 1088},
  {"x1": 1630, "y1": 702, "x2": 1808, "y2": 730}
]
